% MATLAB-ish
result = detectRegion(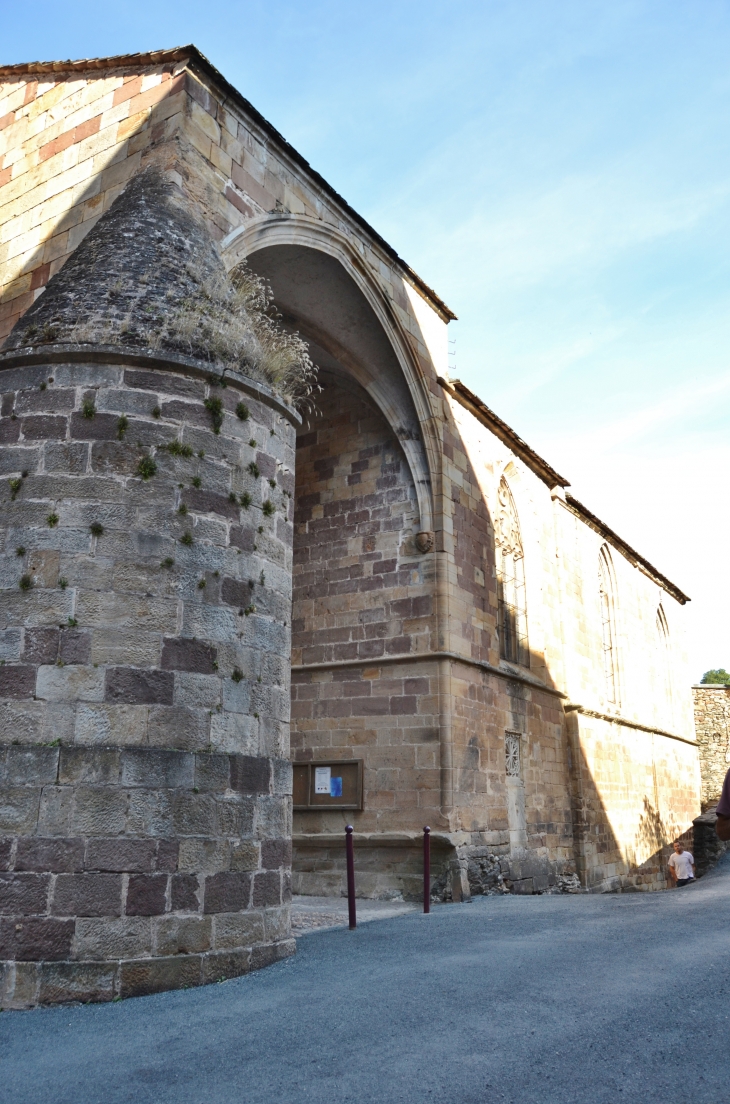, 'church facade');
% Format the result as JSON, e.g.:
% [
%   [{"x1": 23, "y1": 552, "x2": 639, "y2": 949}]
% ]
[{"x1": 0, "y1": 47, "x2": 699, "y2": 1007}]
